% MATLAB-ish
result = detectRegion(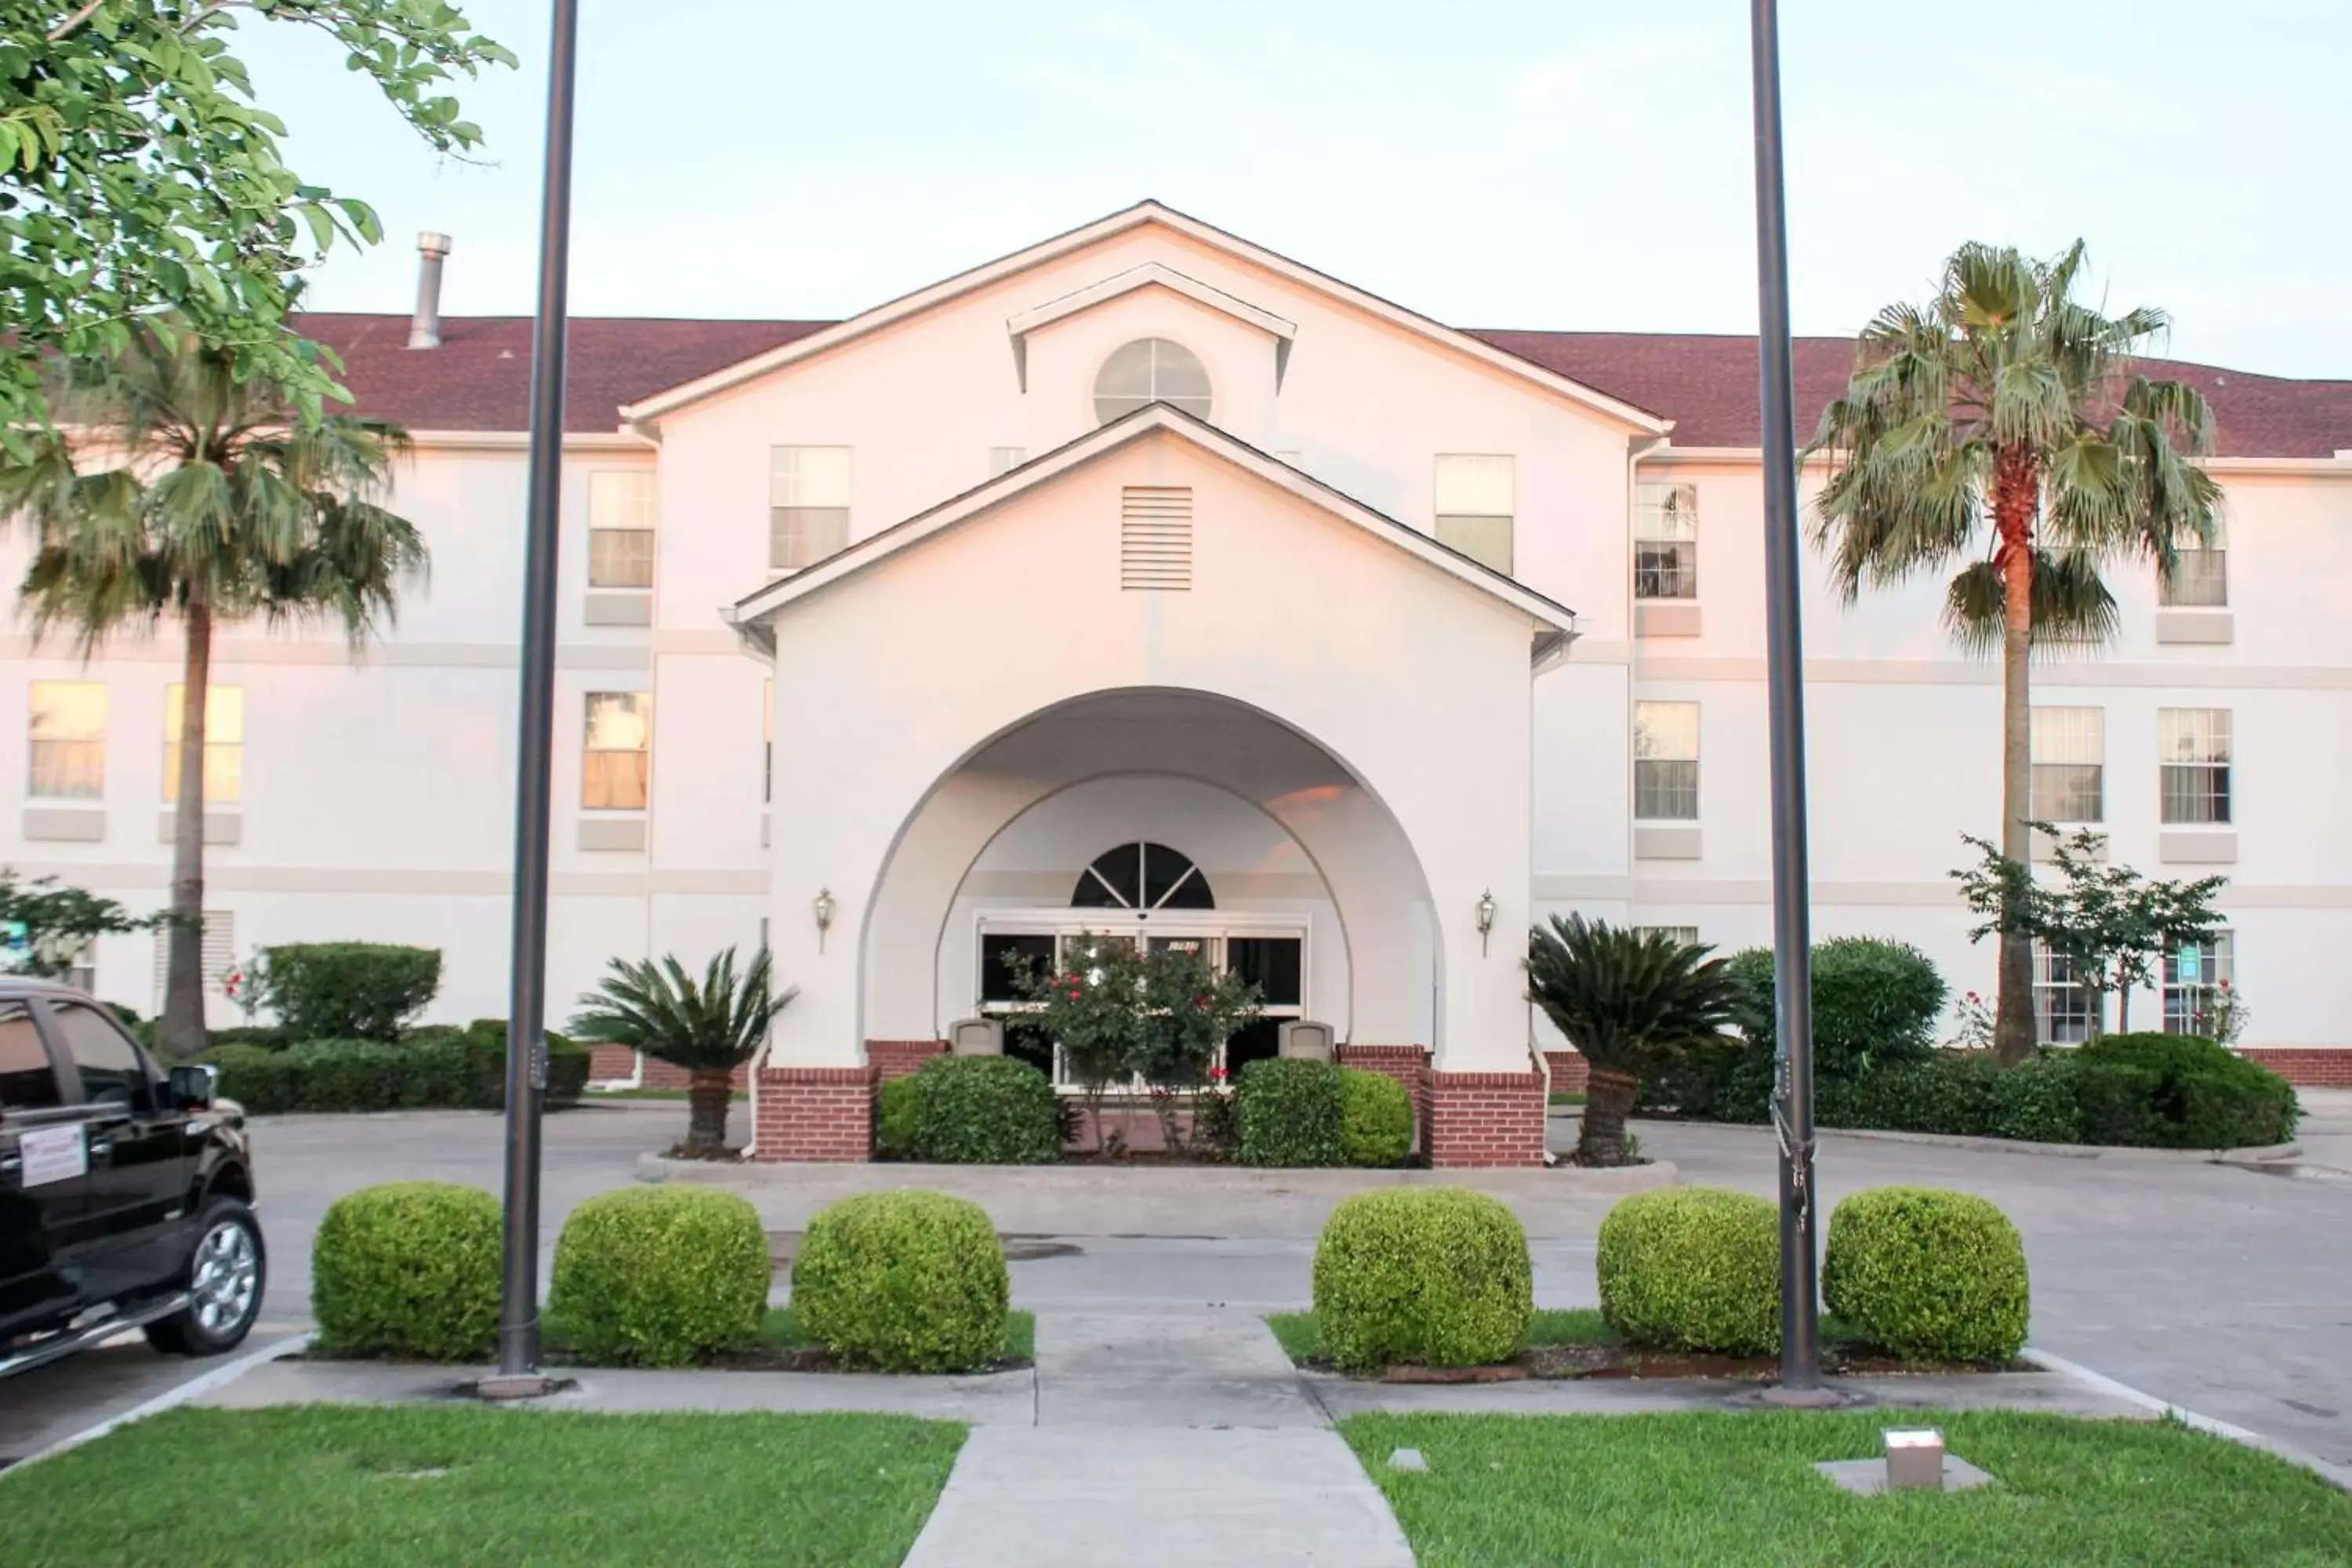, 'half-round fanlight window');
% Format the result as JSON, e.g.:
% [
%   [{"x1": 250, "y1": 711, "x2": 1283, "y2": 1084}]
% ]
[
  {"x1": 1093, "y1": 338, "x2": 1213, "y2": 425},
  {"x1": 1070, "y1": 841, "x2": 1214, "y2": 911}
]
